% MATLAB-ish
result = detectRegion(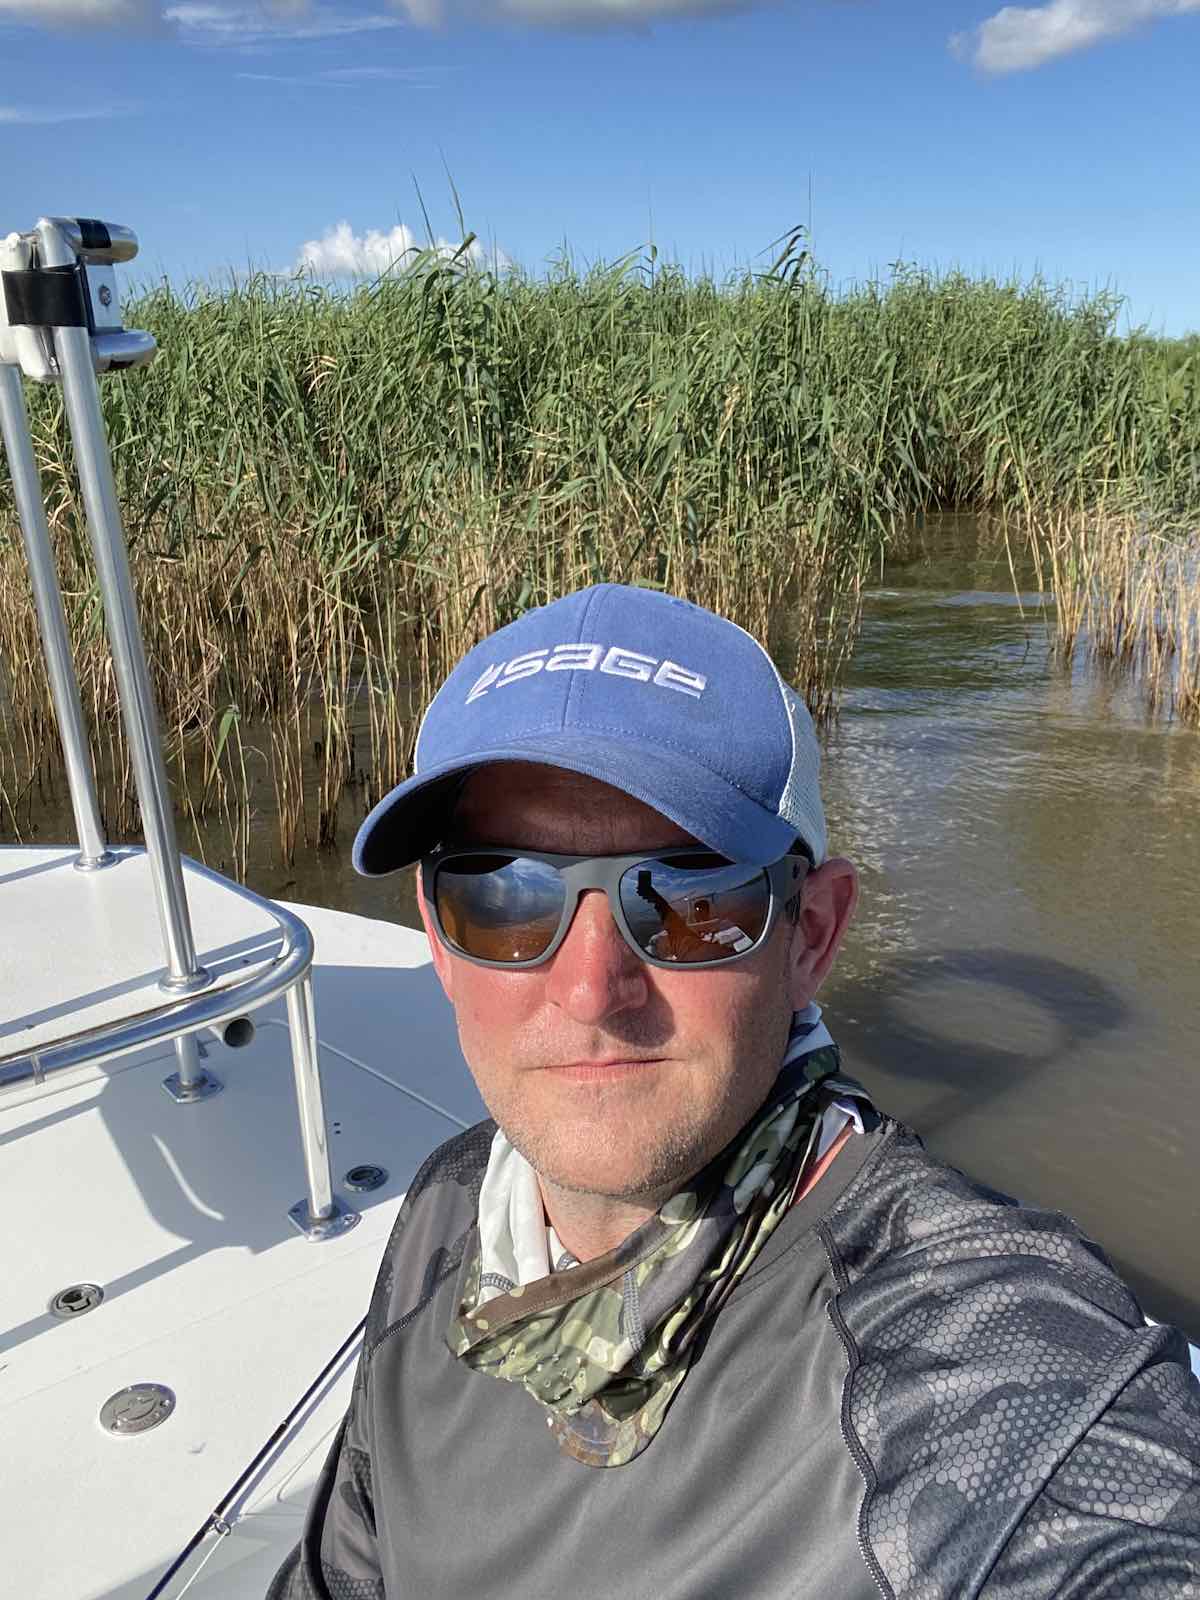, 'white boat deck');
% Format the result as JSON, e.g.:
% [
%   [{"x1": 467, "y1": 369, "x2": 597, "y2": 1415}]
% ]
[
  {"x1": 0, "y1": 852, "x2": 485, "y2": 1599},
  {"x1": 0, "y1": 848, "x2": 293, "y2": 1067}
]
